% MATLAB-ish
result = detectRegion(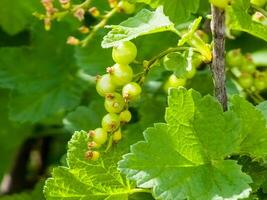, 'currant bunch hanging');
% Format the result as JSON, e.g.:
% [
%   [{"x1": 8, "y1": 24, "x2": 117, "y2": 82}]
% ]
[{"x1": 85, "y1": 41, "x2": 142, "y2": 160}]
